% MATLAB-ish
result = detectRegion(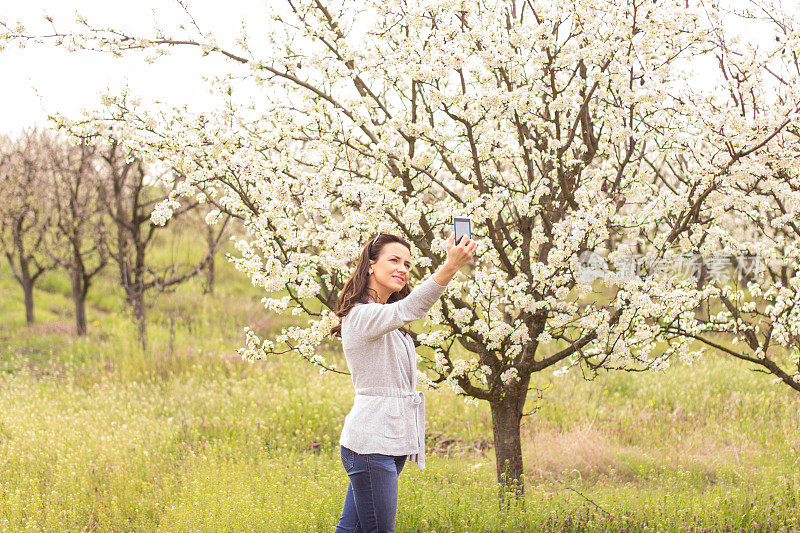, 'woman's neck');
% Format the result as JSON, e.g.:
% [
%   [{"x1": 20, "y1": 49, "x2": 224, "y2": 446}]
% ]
[{"x1": 367, "y1": 282, "x2": 392, "y2": 304}]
